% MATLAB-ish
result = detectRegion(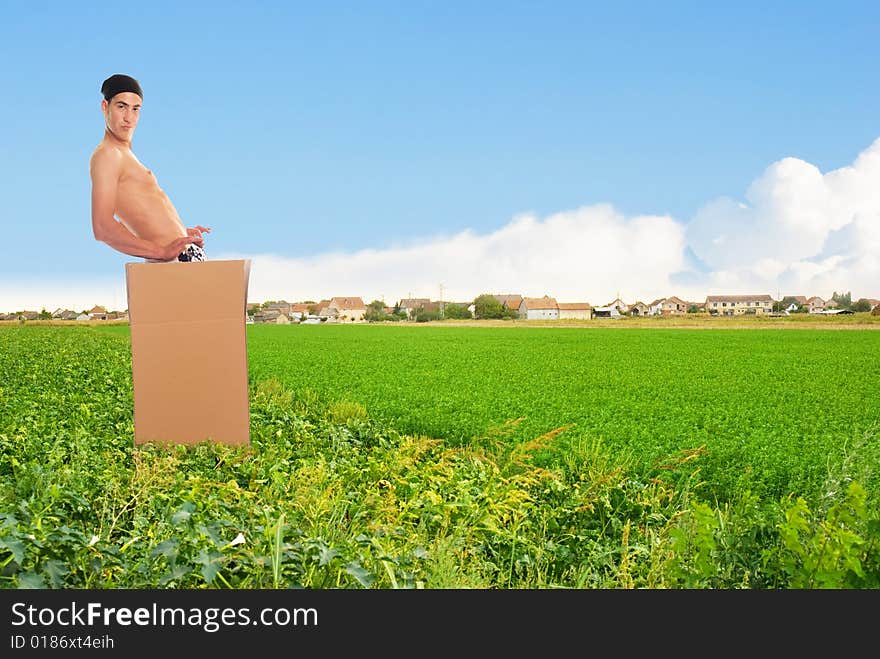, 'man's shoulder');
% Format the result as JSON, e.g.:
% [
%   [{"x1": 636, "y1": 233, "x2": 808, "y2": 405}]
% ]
[
  {"x1": 91, "y1": 141, "x2": 126, "y2": 160},
  {"x1": 89, "y1": 142, "x2": 125, "y2": 172}
]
